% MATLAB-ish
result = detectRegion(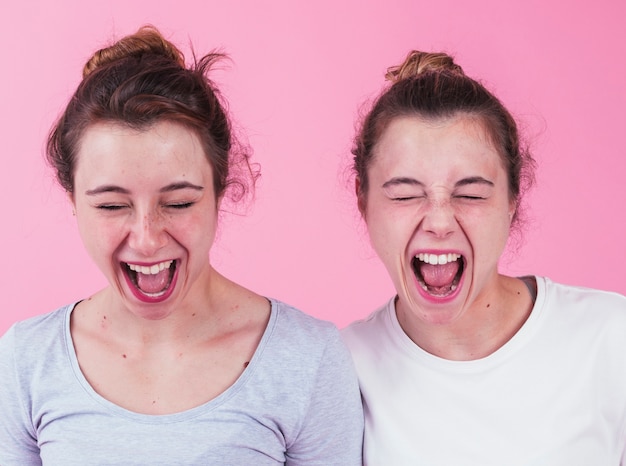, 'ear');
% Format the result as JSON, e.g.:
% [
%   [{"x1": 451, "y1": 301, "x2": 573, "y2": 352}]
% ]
[
  {"x1": 355, "y1": 177, "x2": 366, "y2": 216},
  {"x1": 508, "y1": 200, "x2": 516, "y2": 223},
  {"x1": 68, "y1": 191, "x2": 76, "y2": 216},
  {"x1": 216, "y1": 192, "x2": 225, "y2": 211}
]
